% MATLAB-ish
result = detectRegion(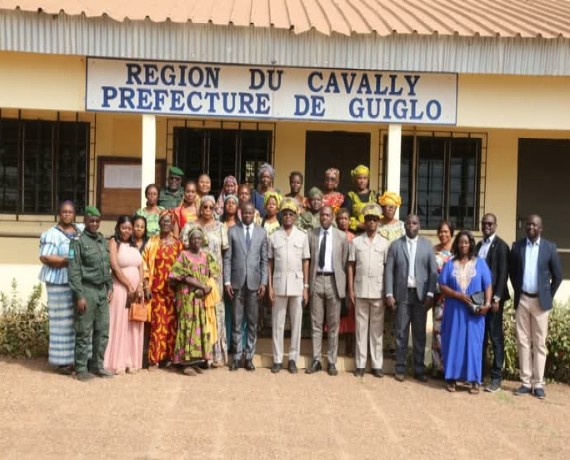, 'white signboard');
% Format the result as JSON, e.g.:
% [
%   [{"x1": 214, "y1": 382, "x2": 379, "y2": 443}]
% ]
[
  {"x1": 86, "y1": 58, "x2": 457, "y2": 125},
  {"x1": 104, "y1": 164, "x2": 142, "y2": 189}
]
